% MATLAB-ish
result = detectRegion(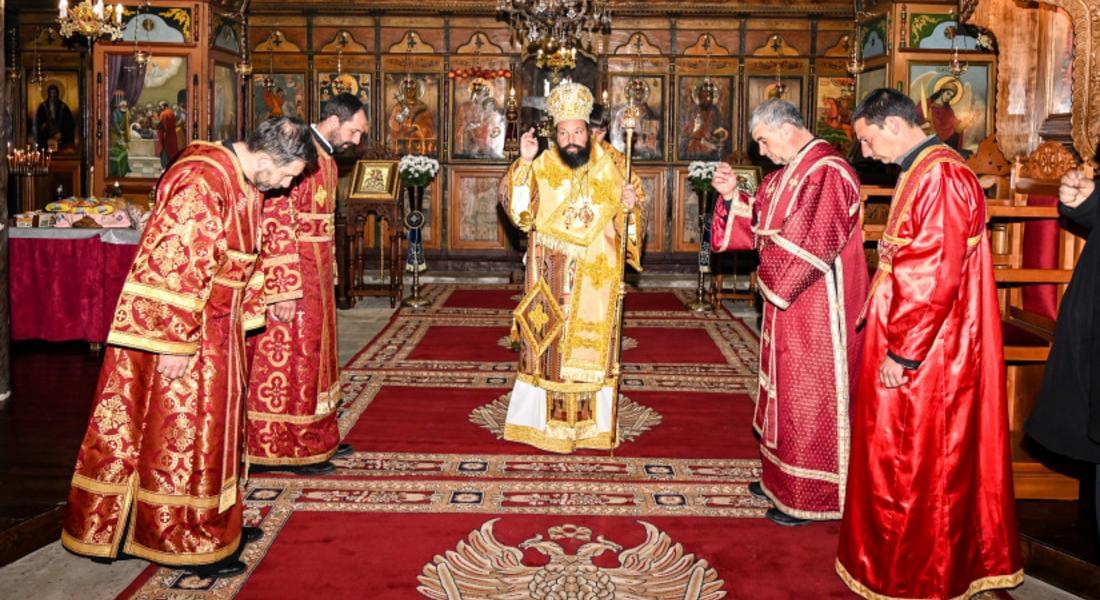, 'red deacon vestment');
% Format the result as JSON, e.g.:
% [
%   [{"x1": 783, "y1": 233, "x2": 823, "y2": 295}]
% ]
[
  {"x1": 62, "y1": 142, "x2": 266, "y2": 566},
  {"x1": 711, "y1": 139, "x2": 867, "y2": 519},
  {"x1": 246, "y1": 135, "x2": 341, "y2": 465},
  {"x1": 837, "y1": 141, "x2": 1023, "y2": 598}
]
